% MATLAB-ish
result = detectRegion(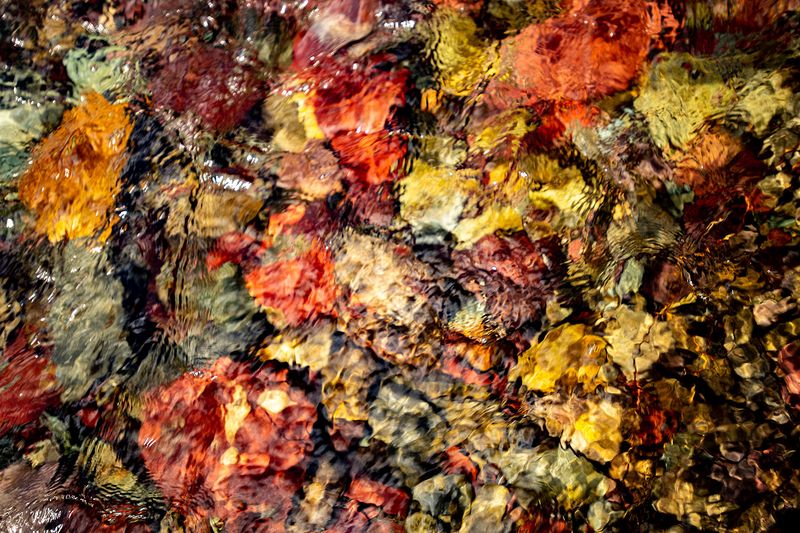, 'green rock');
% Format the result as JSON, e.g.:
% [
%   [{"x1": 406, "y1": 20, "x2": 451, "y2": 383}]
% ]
[
  {"x1": 497, "y1": 446, "x2": 614, "y2": 511},
  {"x1": 412, "y1": 474, "x2": 473, "y2": 519},
  {"x1": 405, "y1": 512, "x2": 444, "y2": 533},
  {"x1": 48, "y1": 243, "x2": 133, "y2": 403},
  {"x1": 459, "y1": 484, "x2": 509, "y2": 533},
  {"x1": 64, "y1": 45, "x2": 134, "y2": 99}
]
